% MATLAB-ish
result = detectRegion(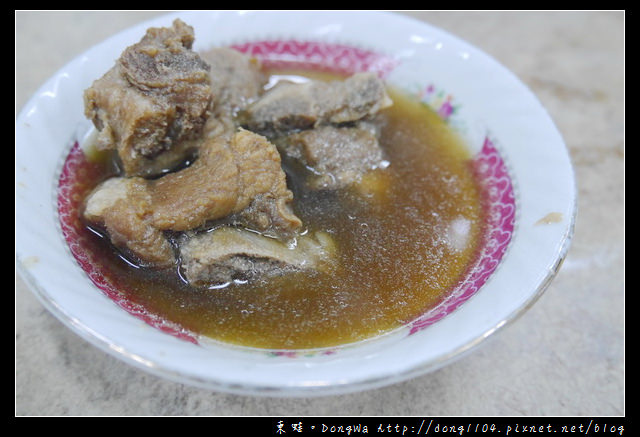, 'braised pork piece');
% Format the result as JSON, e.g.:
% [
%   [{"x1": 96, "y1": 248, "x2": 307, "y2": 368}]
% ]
[
  {"x1": 84, "y1": 20, "x2": 212, "y2": 177},
  {"x1": 179, "y1": 227, "x2": 336, "y2": 286},
  {"x1": 279, "y1": 123, "x2": 388, "y2": 190},
  {"x1": 83, "y1": 128, "x2": 302, "y2": 267},
  {"x1": 77, "y1": 19, "x2": 483, "y2": 349}
]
